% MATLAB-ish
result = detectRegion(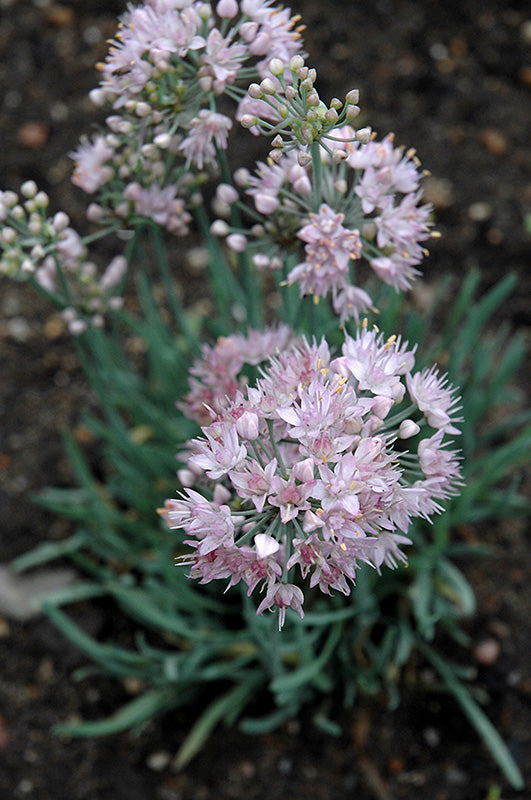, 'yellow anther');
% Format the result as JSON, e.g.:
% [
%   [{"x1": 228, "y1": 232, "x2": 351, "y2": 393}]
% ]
[{"x1": 340, "y1": 543, "x2": 347, "y2": 551}]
